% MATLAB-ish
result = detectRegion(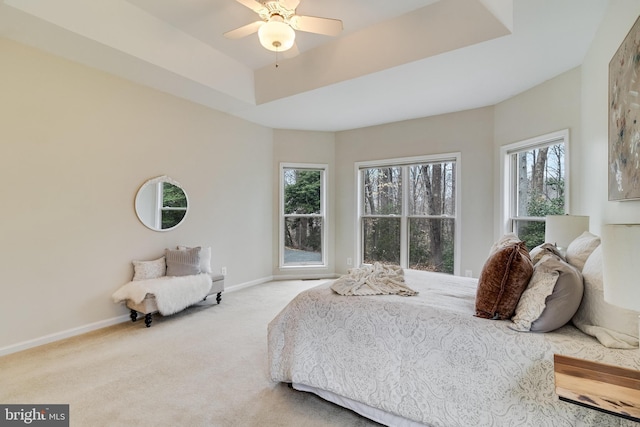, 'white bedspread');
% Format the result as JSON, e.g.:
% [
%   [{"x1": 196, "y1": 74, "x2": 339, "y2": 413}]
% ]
[
  {"x1": 268, "y1": 269, "x2": 640, "y2": 427},
  {"x1": 112, "y1": 273, "x2": 211, "y2": 315}
]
